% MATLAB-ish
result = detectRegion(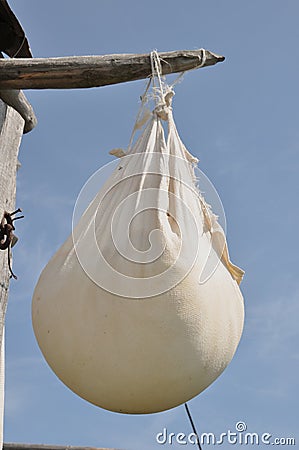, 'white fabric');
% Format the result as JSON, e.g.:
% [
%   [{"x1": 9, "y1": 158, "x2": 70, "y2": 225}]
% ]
[{"x1": 32, "y1": 95, "x2": 244, "y2": 414}]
